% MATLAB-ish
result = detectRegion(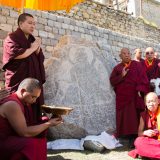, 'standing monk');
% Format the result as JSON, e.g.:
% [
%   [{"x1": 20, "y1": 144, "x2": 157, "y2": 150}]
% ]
[
  {"x1": 141, "y1": 47, "x2": 160, "y2": 81},
  {"x1": 2, "y1": 13, "x2": 45, "y2": 121},
  {"x1": 154, "y1": 52, "x2": 159, "y2": 59},
  {"x1": 133, "y1": 48, "x2": 144, "y2": 62},
  {"x1": 110, "y1": 48, "x2": 149, "y2": 144}
]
